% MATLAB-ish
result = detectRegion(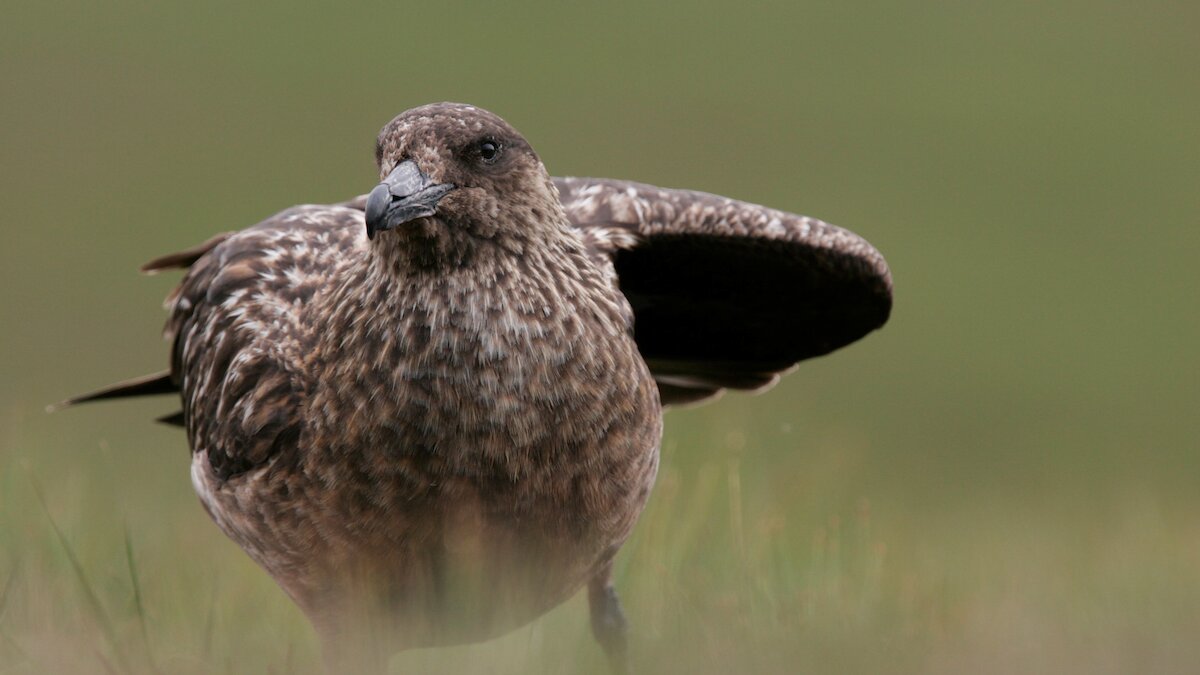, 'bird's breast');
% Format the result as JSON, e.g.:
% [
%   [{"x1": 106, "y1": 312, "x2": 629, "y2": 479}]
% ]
[
  {"x1": 212, "y1": 258, "x2": 663, "y2": 642},
  {"x1": 303, "y1": 270, "x2": 659, "y2": 533}
]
